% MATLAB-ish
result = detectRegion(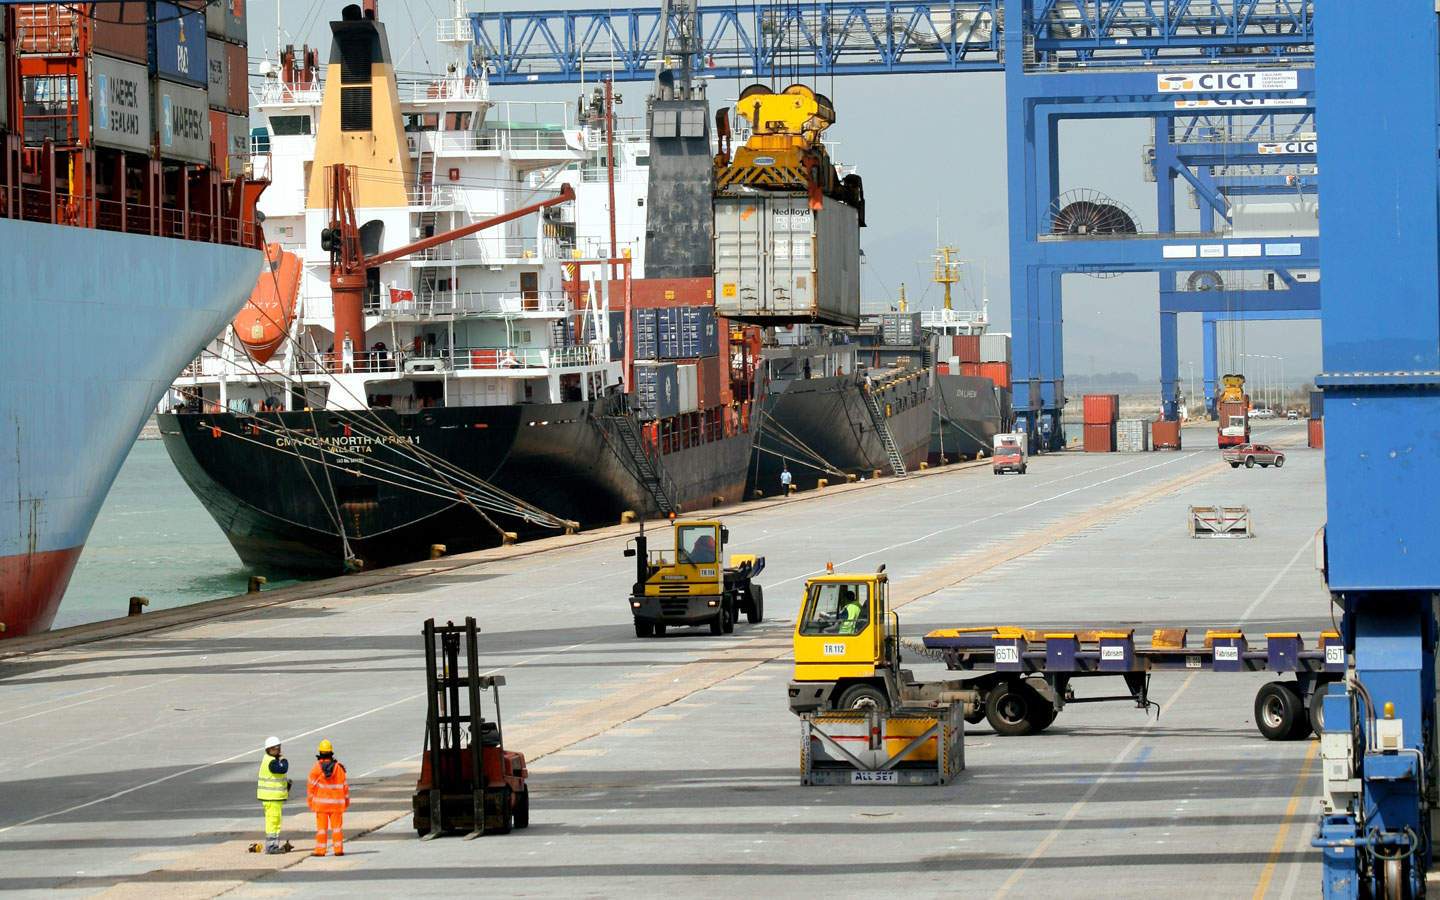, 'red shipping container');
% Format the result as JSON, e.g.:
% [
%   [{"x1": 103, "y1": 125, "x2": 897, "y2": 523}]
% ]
[
  {"x1": 1083, "y1": 393, "x2": 1120, "y2": 425},
  {"x1": 696, "y1": 354, "x2": 721, "y2": 410},
  {"x1": 952, "y1": 334, "x2": 981, "y2": 363},
  {"x1": 226, "y1": 41, "x2": 249, "y2": 112},
  {"x1": 1151, "y1": 419, "x2": 1182, "y2": 450},
  {"x1": 92, "y1": 3, "x2": 150, "y2": 62},
  {"x1": 978, "y1": 361, "x2": 1010, "y2": 390},
  {"x1": 935, "y1": 363, "x2": 950, "y2": 375},
  {"x1": 606, "y1": 277, "x2": 714, "y2": 309},
  {"x1": 208, "y1": 109, "x2": 227, "y2": 172},
  {"x1": 1084, "y1": 422, "x2": 1116, "y2": 453},
  {"x1": 959, "y1": 362, "x2": 983, "y2": 378},
  {"x1": 1308, "y1": 418, "x2": 1324, "y2": 449}
]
